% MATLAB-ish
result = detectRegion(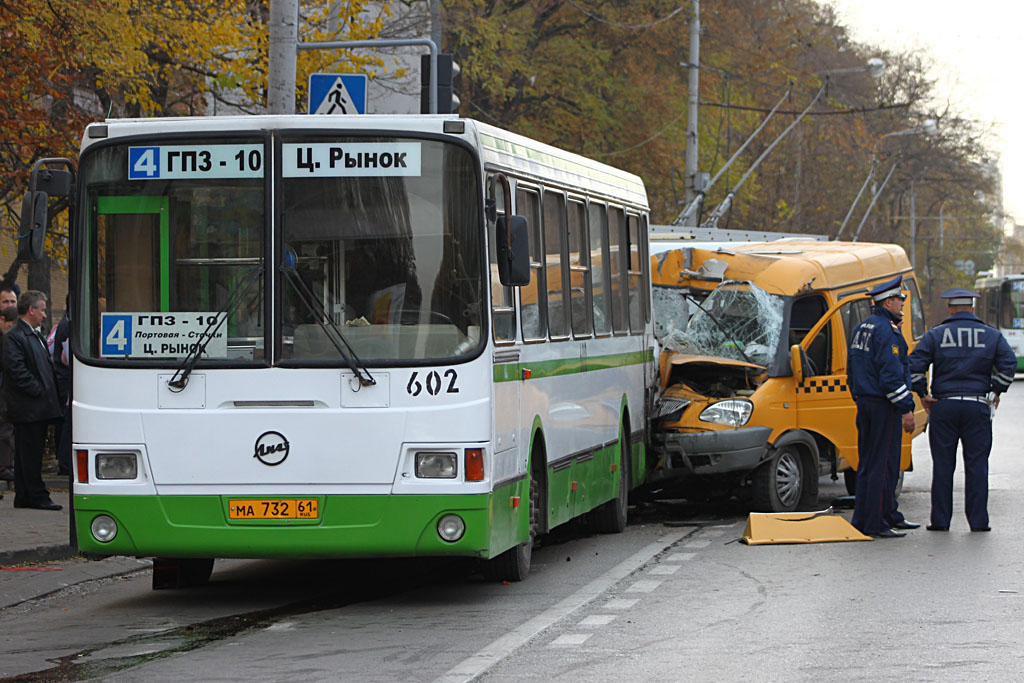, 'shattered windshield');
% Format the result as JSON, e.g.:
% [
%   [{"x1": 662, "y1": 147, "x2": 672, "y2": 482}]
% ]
[{"x1": 664, "y1": 280, "x2": 784, "y2": 366}]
